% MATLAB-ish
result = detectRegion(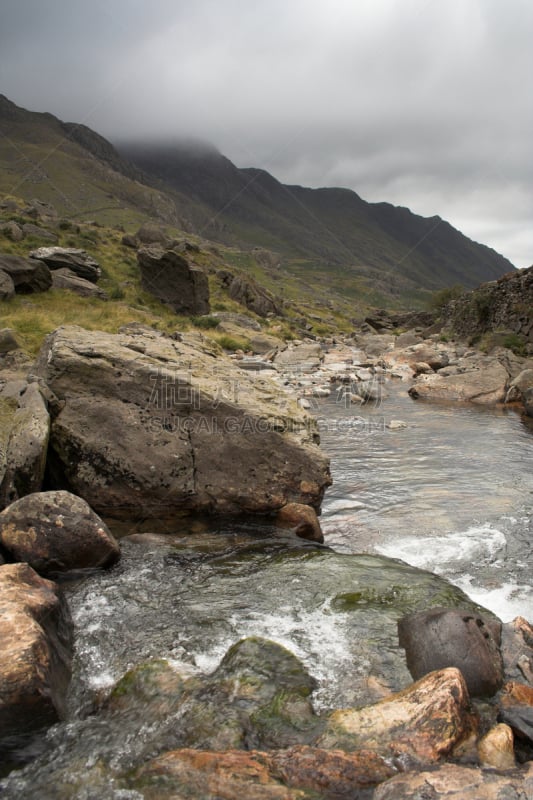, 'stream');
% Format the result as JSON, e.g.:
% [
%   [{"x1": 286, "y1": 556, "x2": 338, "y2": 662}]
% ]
[{"x1": 2, "y1": 371, "x2": 533, "y2": 794}]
